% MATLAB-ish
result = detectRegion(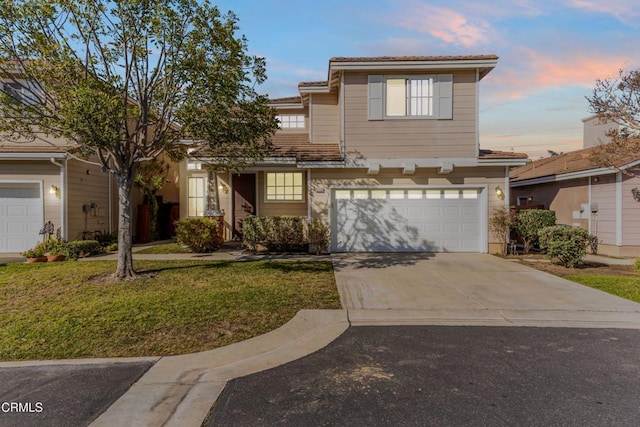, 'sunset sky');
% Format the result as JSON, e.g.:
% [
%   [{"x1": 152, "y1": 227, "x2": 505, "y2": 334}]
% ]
[{"x1": 214, "y1": 0, "x2": 640, "y2": 159}]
